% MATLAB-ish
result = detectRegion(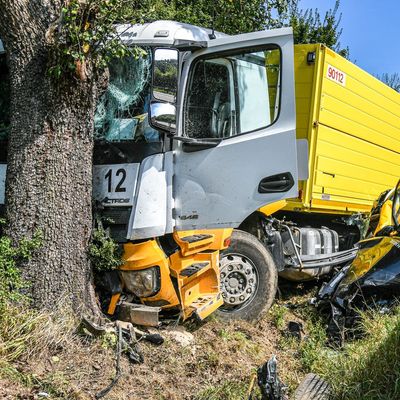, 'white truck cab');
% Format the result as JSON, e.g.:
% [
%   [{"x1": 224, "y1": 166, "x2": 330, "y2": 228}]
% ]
[
  {"x1": 90, "y1": 20, "x2": 298, "y2": 241},
  {"x1": 0, "y1": 21, "x2": 299, "y2": 321}
]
